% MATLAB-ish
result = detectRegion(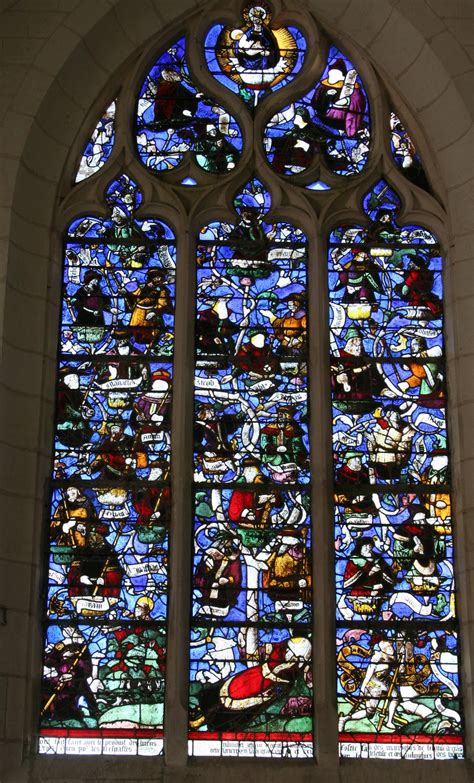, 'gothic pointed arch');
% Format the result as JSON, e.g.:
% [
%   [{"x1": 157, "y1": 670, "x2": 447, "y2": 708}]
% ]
[{"x1": 27, "y1": 0, "x2": 467, "y2": 770}]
